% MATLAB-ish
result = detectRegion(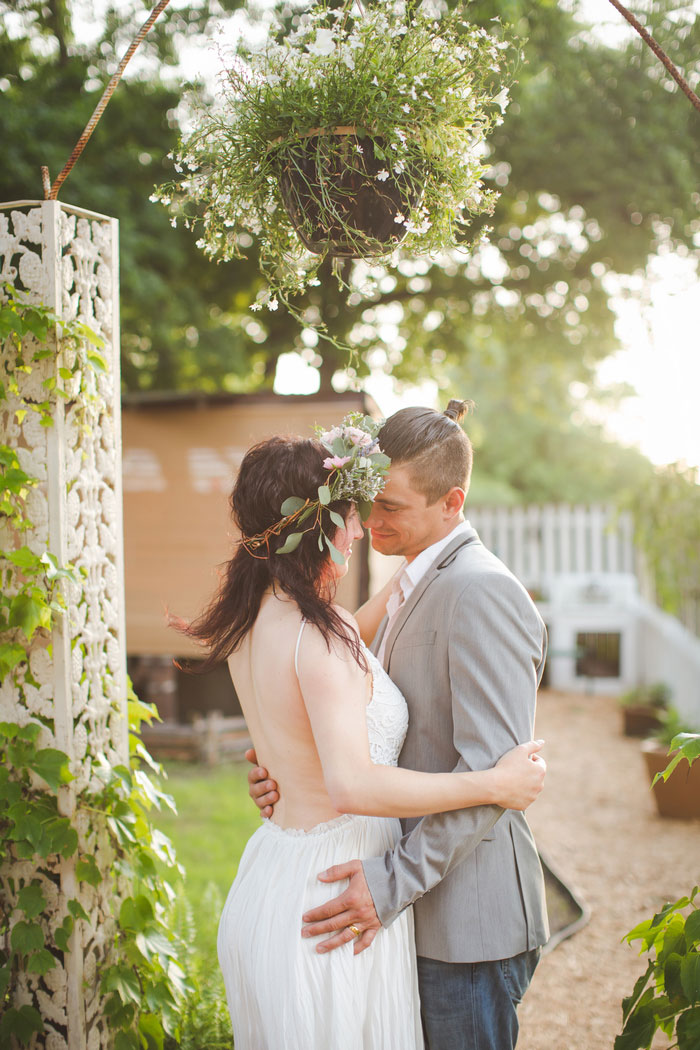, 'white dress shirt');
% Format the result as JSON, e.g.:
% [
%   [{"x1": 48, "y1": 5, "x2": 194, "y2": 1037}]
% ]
[{"x1": 377, "y1": 518, "x2": 472, "y2": 664}]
